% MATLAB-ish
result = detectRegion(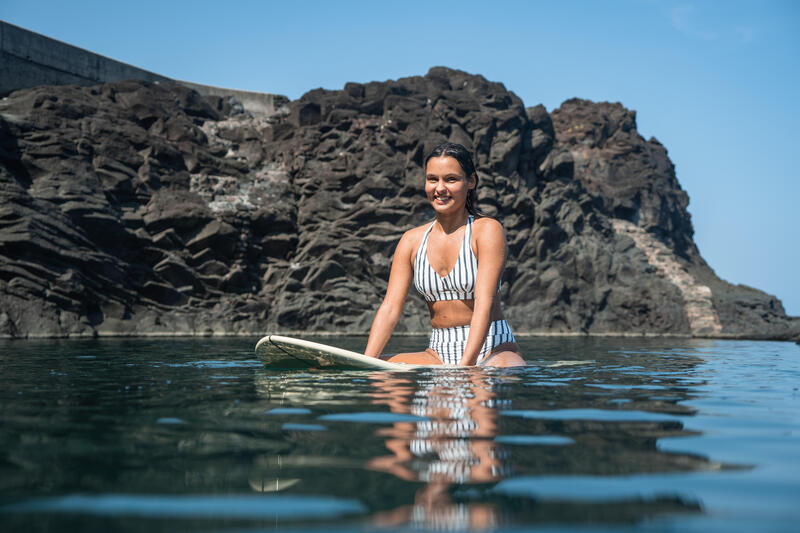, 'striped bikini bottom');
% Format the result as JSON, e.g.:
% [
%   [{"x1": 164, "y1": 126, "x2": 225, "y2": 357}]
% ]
[{"x1": 428, "y1": 320, "x2": 516, "y2": 365}]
